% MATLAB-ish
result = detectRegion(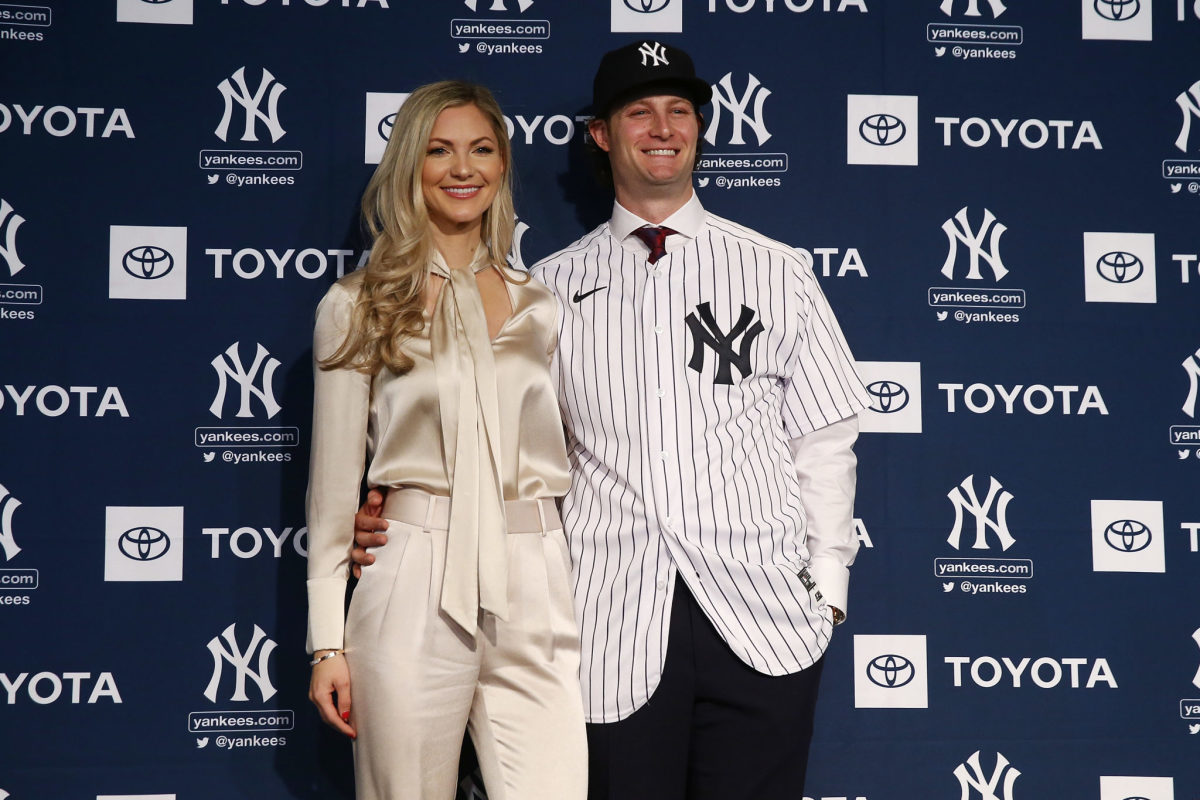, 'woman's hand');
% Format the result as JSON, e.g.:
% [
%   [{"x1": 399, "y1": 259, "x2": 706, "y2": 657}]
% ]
[{"x1": 308, "y1": 652, "x2": 356, "y2": 739}]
